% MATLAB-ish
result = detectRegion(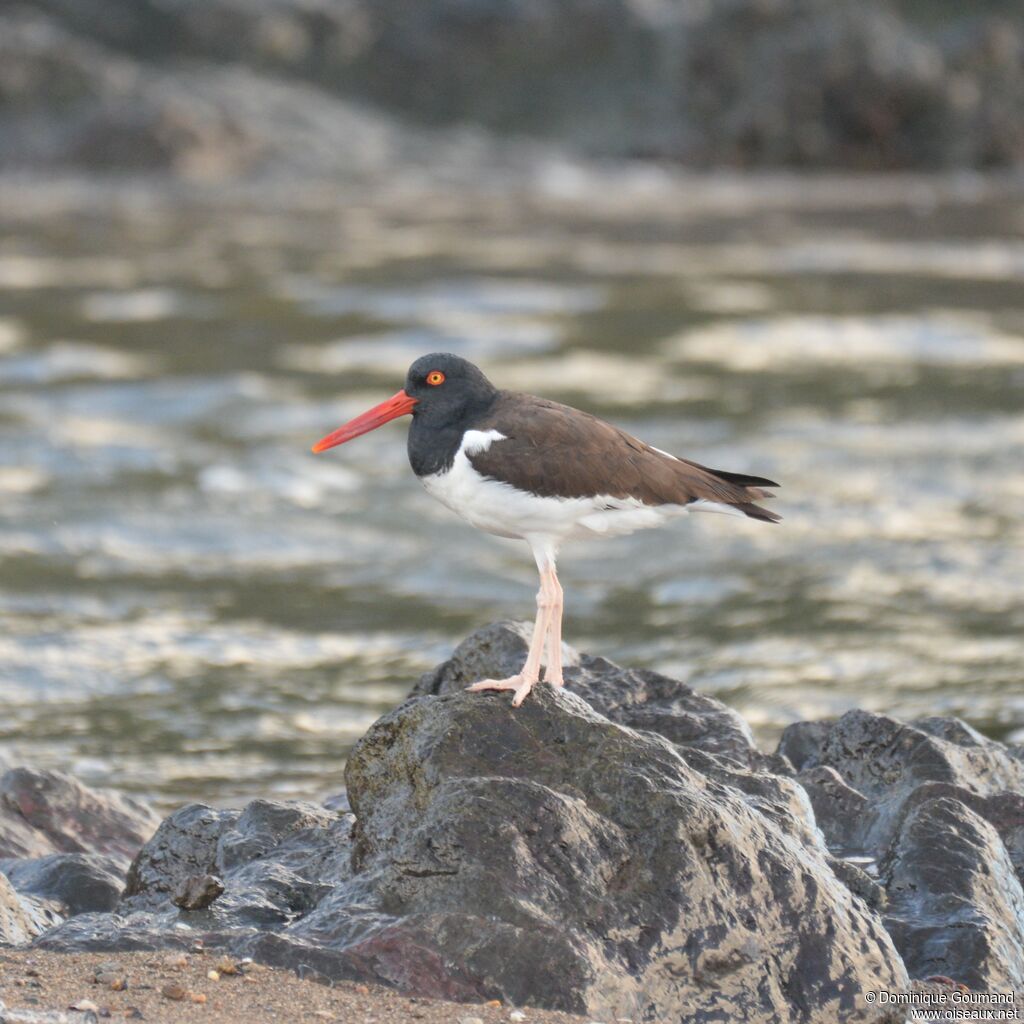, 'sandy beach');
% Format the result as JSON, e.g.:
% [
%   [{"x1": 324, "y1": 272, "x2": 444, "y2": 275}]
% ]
[{"x1": 0, "y1": 950, "x2": 591, "y2": 1024}]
